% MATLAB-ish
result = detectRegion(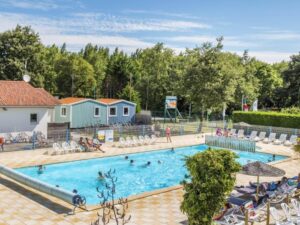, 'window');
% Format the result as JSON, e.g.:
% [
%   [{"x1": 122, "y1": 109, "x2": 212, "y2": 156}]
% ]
[
  {"x1": 61, "y1": 107, "x2": 67, "y2": 117},
  {"x1": 123, "y1": 106, "x2": 129, "y2": 116},
  {"x1": 94, "y1": 107, "x2": 100, "y2": 117},
  {"x1": 109, "y1": 107, "x2": 117, "y2": 117},
  {"x1": 30, "y1": 113, "x2": 38, "y2": 124}
]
